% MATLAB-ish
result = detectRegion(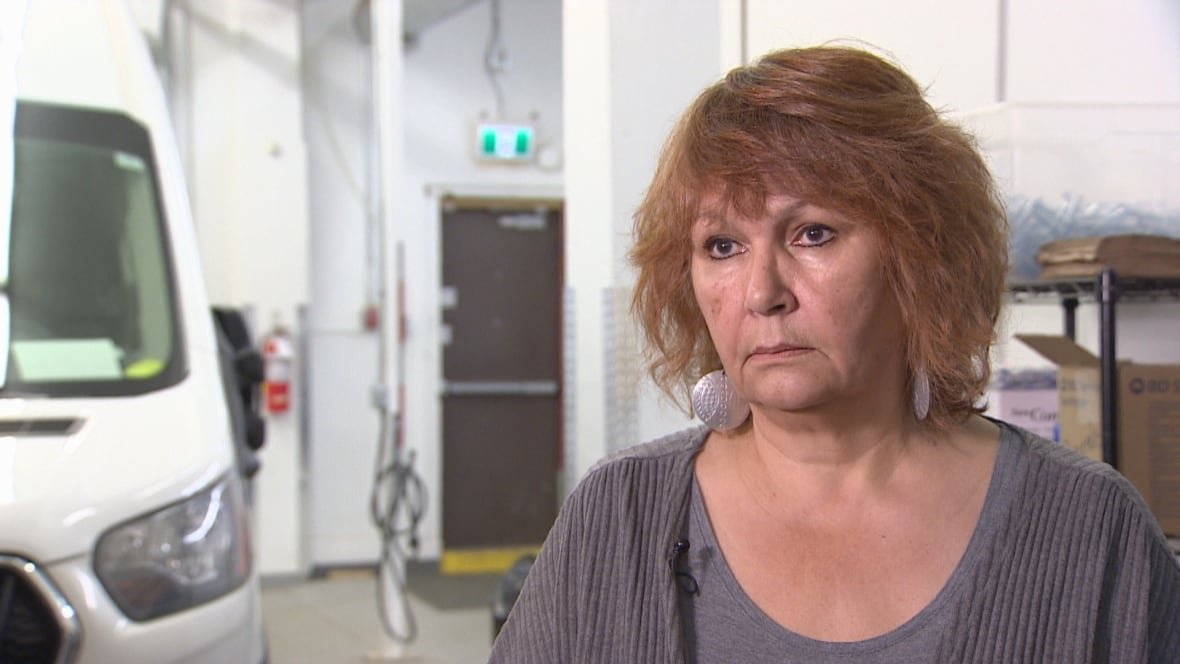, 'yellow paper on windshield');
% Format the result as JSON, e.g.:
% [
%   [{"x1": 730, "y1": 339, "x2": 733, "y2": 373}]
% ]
[{"x1": 12, "y1": 339, "x2": 122, "y2": 381}]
